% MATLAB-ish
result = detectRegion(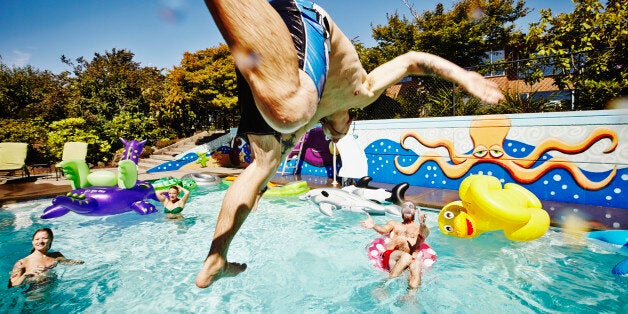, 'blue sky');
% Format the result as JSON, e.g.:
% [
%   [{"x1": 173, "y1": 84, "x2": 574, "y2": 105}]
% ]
[{"x1": 0, "y1": 0, "x2": 575, "y2": 74}]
